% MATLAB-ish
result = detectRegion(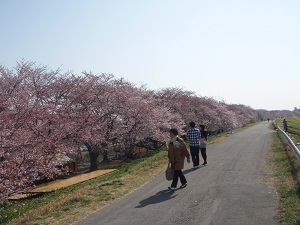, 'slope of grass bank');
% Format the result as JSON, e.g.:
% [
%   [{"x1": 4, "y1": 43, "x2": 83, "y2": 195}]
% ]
[
  {"x1": 276, "y1": 117, "x2": 300, "y2": 144},
  {"x1": 267, "y1": 131, "x2": 300, "y2": 224}
]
